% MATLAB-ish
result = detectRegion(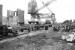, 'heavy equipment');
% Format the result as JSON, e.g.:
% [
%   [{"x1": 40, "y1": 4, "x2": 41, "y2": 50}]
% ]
[
  {"x1": 27, "y1": 0, "x2": 56, "y2": 31},
  {"x1": 0, "y1": 25, "x2": 18, "y2": 39}
]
